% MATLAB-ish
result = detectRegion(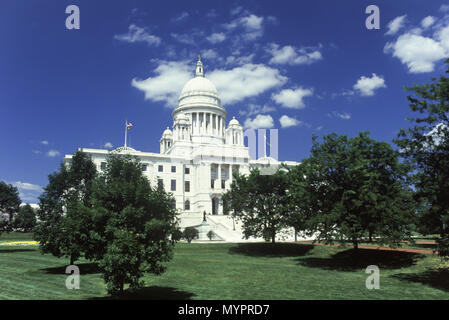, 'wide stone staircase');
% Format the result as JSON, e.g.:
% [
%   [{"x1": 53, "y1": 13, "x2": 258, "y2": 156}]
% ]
[{"x1": 178, "y1": 212, "x2": 315, "y2": 242}]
